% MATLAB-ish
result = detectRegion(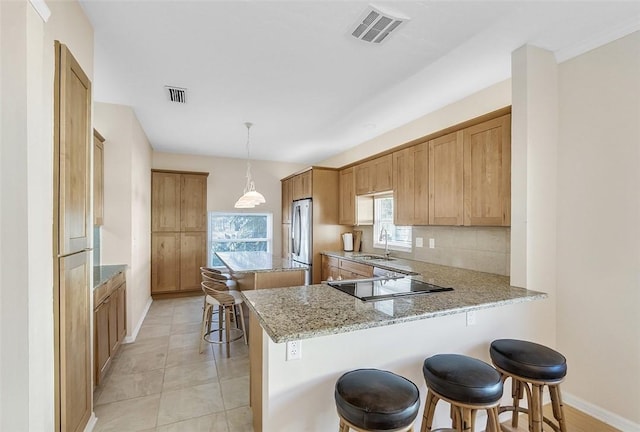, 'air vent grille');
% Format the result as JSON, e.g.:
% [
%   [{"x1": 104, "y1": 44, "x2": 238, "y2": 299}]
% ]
[
  {"x1": 165, "y1": 86, "x2": 187, "y2": 103},
  {"x1": 350, "y1": 6, "x2": 408, "y2": 44}
]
